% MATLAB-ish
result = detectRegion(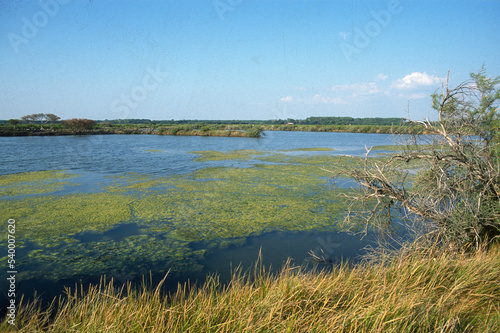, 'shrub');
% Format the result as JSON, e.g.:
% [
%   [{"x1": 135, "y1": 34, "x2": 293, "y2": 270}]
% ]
[
  {"x1": 62, "y1": 118, "x2": 97, "y2": 132},
  {"x1": 335, "y1": 69, "x2": 500, "y2": 252}
]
